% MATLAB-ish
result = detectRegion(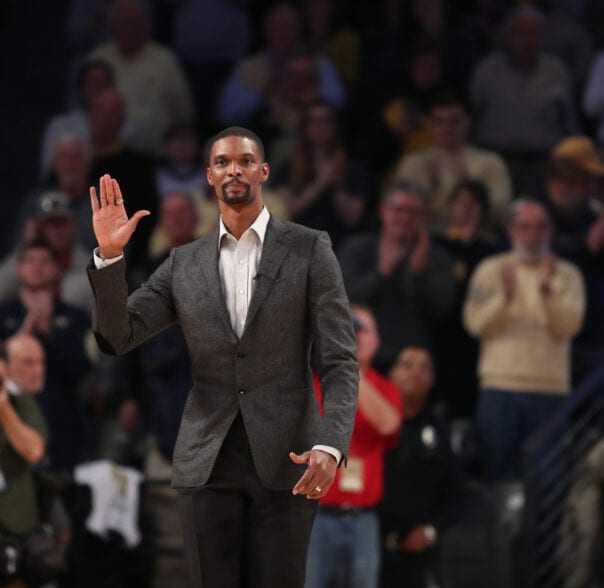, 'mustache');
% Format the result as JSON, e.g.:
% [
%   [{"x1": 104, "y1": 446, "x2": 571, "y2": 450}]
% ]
[{"x1": 222, "y1": 179, "x2": 249, "y2": 188}]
